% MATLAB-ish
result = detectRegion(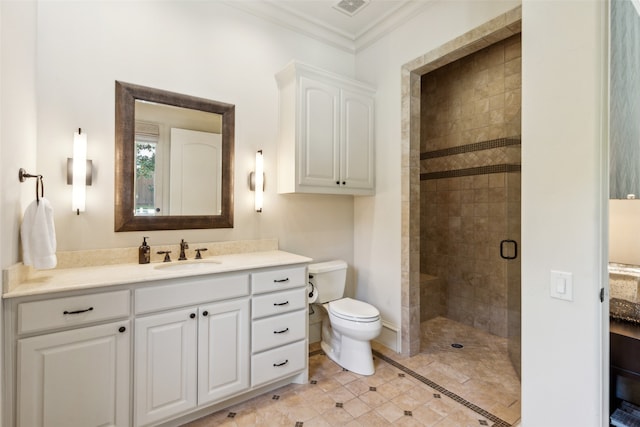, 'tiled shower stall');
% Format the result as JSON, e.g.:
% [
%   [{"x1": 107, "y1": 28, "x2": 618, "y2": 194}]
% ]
[{"x1": 419, "y1": 34, "x2": 522, "y2": 374}]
